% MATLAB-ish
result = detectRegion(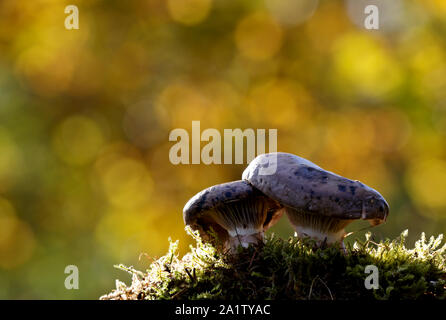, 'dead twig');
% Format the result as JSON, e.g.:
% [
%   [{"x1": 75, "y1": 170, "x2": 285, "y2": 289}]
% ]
[{"x1": 308, "y1": 275, "x2": 334, "y2": 300}]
